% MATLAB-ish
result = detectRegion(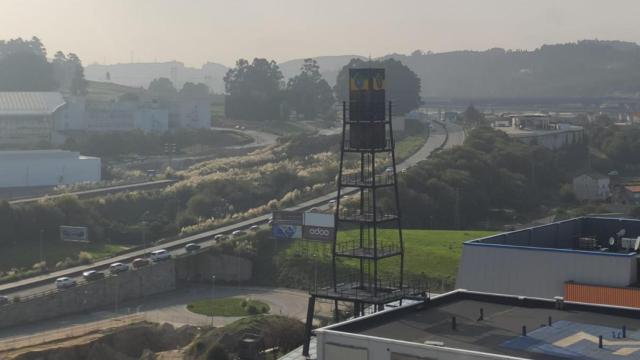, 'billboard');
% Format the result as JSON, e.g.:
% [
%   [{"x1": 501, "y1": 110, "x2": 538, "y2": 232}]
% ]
[
  {"x1": 303, "y1": 225, "x2": 335, "y2": 242},
  {"x1": 272, "y1": 210, "x2": 303, "y2": 225},
  {"x1": 349, "y1": 68, "x2": 385, "y2": 123},
  {"x1": 303, "y1": 212, "x2": 335, "y2": 227},
  {"x1": 59, "y1": 226, "x2": 89, "y2": 242},
  {"x1": 272, "y1": 224, "x2": 302, "y2": 239}
]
